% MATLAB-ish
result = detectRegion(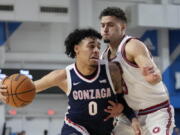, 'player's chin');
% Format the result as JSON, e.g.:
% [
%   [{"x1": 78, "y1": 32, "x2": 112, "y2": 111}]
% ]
[
  {"x1": 89, "y1": 59, "x2": 99, "y2": 66},
  {"x1": 103, "y1": 37, "x2": 110, "y2": 43}
]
